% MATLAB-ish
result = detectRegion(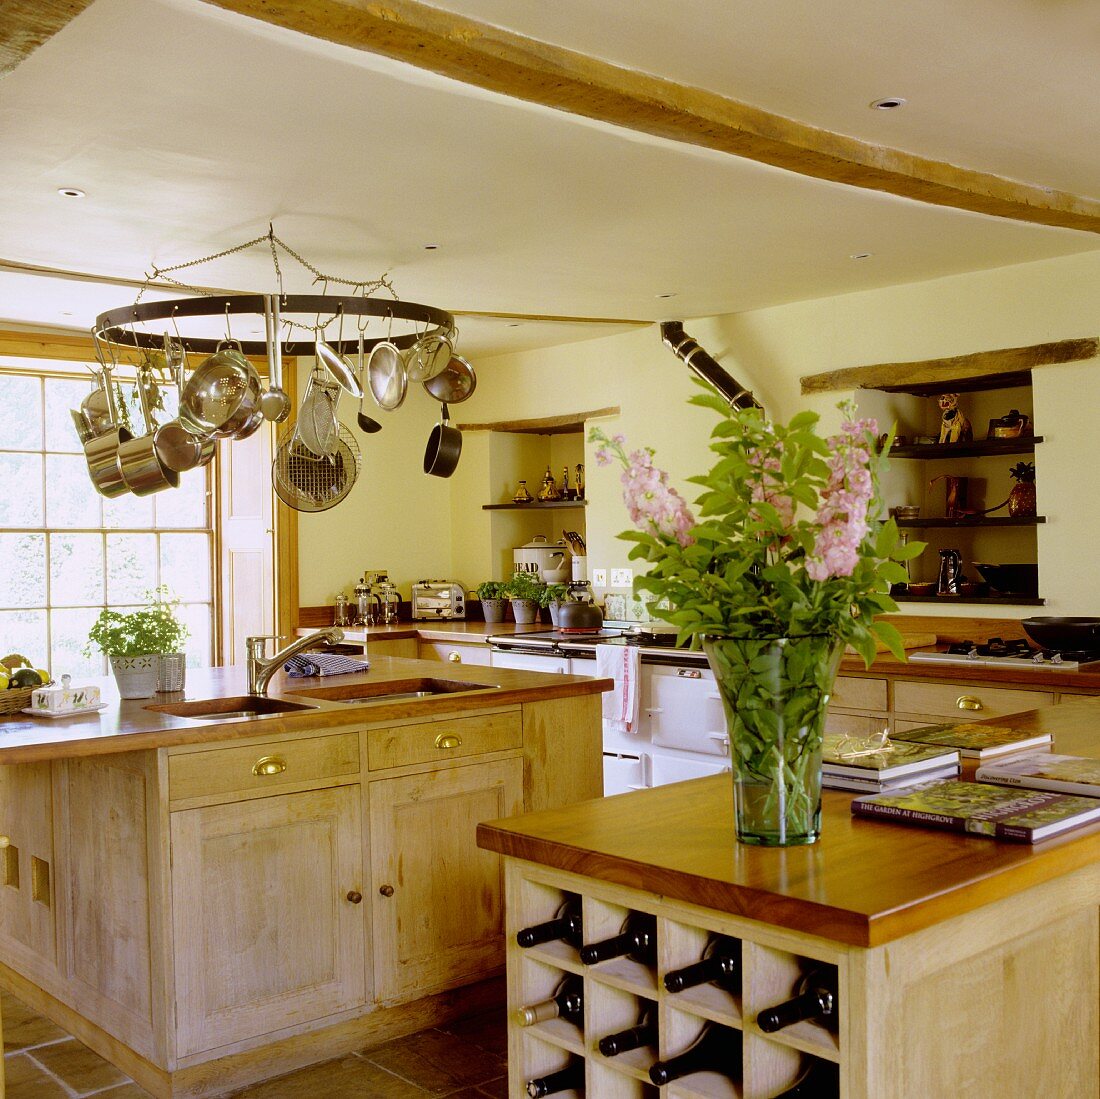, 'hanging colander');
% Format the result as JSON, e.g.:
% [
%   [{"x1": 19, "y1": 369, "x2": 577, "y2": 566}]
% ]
[{"x1": 272, "y1": 423, "x2": 361, "y2": 512}]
